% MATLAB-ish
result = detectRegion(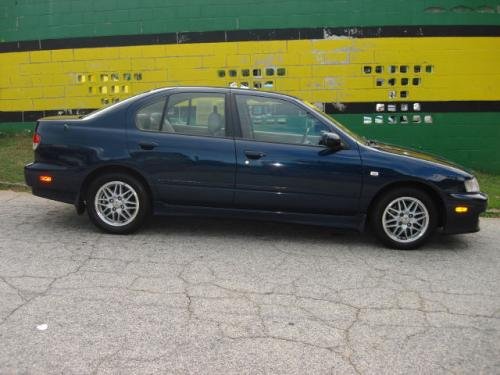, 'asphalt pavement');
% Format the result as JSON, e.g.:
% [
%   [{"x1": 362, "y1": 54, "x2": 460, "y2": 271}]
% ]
[{"x1": 0, "y1": 191, "x2": 499, "y2": 374}]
